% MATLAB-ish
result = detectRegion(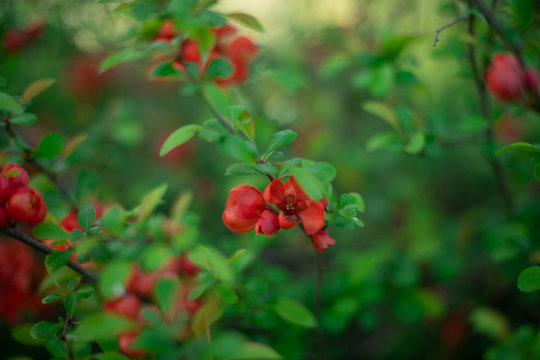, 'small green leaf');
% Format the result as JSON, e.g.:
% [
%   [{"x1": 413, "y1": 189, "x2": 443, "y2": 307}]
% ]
[
  {"x1": 220, "y1": 135, "x2": 256, "y2": 162},
  {"x1": 155, "y1": 278, "x2": 180, "y2": 315},
  {"x1": 76, "y1": 314, "x2": 135, "y2": 342},
  {"x1": 189, "y1": 246, "x2": 234, "y2": 283},
  {"x1": 0, "y1": 92, "x2": 22, "y2": 113},
  {"x1": 137, "y1": 183, "x2": 168, "y2": 221},
  {"x1": 495, "y1": 142, "x2": 540, "y2": 155},
  {"x1": 273, "y1": 299, "x2": 316, "y2": 328},
  {"x1": 302, "y1": 161, "x2": 337, "y2": 183},
  {"x1": 151, "y1": 61, "x2": 184, "y2": 79},
  {"x1": 103, "y1": 207, "x2": 124, "y2": 233},
  {"x1": 404, "y1": 132, "x2": 424, "y2": 154},
  {"x1": 78, "y1": 207, "x2": 96, "y2": 233},
  {"x1": 10, "y1": 113, "x2": 37, "y2": 126},
  {"x1": 36, "y1": 133, "x2": 65, "y2": 159},
  {"x1": 33, "y1": 222, "x2": 70, "y2": 240},
  {"x1": 64, "y1": 293, "x2": 81, "y2": 317},
  {"x1": 232, "y1": 342, "x2": 283, "y2": 359},
  {"x1": 160, "y1": 125, "x2": 200, "y2": 156},
  {"x1": 101, "y1": 48, "x2": 147, "y2": 73},
  {"x1": 100, "y1": 261, "x2": 131, "y2": 298},
  {"x1": 215, "y1": 283, "x2": 238, "y2": 304},
  {"x1": 228, "y1": 248, "x2": 247, "y2": 263},
  {"x1": 30, "y1": 321, "x2": 62, "y2": 340},
  {"x1": 76, "y1": 285, "x2": 95, "y2": 299},
  {"x1": 534, "y1": 163, "x2": 540, "y2": 182},
  {"x1": 518, "y1": 266, "x2": 540, "y2": 292},
  {"x1": 12, "y1": 324, "x2": 45, "y2": 346},
  {"x1": 287, "y1": 166, "x2": 323, "y2": 201},
  {"x1": 205, "y1": 58, "x2": 233, "y2": 79},
  {"x1": 265, "y1": 130, "x2": 297, "y2": 157},
  {"x1": 362, "y1": 101, "x2": 399, "y2": 131},
  {"x1": 469, "y1": 307, "x2": 509, "y2": 340},
  {"x1": 225, "y1": 13, "x2": 265, "y2": 32},
  {"x1": 224, "y1": 163, "x2": 259, "y2": 176},
  {"x1": 45, "y1": 251, "x2": 74, "y2": 273},
  {"x1": 42, "y1": 294, "x2": 63, "y2": 304},
  {"x1": 20, "y1": 78, "x2": 55, "y2": 105}
]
